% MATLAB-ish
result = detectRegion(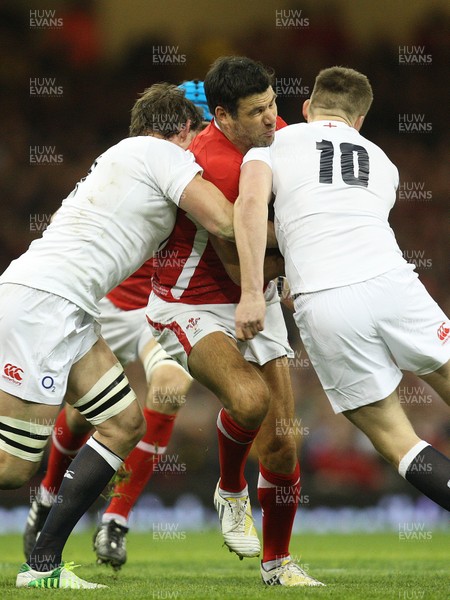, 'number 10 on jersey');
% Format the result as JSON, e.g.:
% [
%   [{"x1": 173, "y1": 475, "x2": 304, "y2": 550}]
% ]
[{"x1": 316, "y1": 140, "x2": 369, "y2": 187}]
